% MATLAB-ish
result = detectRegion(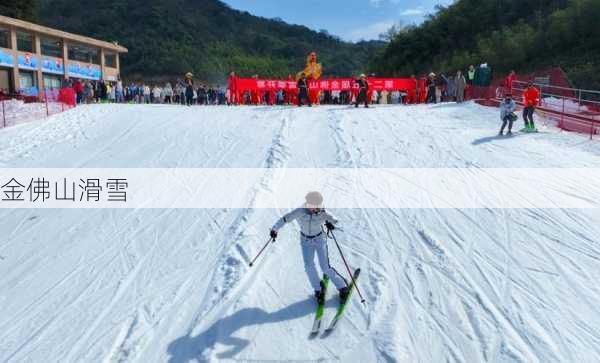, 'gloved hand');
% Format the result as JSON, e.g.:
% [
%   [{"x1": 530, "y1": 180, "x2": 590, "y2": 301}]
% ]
[
  {"x1": 325, "y1": 221, "x2": 335, "y2": 231},
  {"x1": 270, "y1": 229, "x2": 278, "y2": 240}
]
